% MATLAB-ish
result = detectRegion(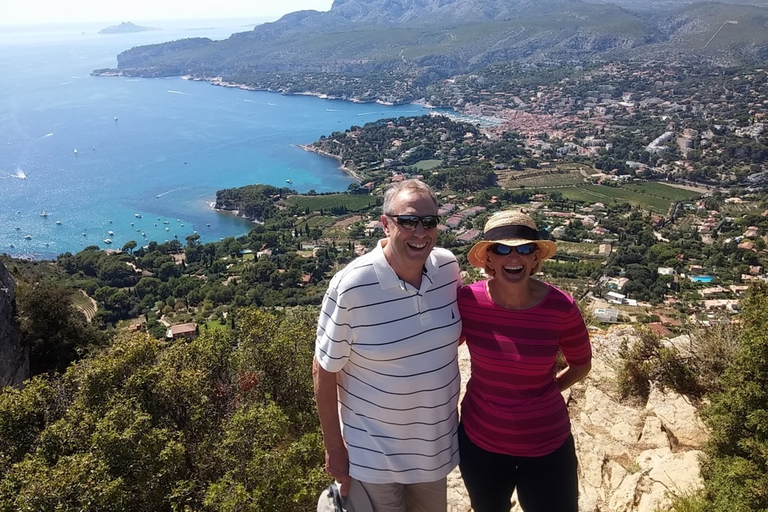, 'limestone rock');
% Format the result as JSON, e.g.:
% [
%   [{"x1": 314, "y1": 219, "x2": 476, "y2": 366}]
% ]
[
  {"x1": 645, "y1": 384, "x2": 708, "y2": 448},
  {"x1": 639, "y1": 415, "x2": 670, "y2": 449},
  {"x1": 0, "y1": 260, "x2": 27, "y2": 388}
]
